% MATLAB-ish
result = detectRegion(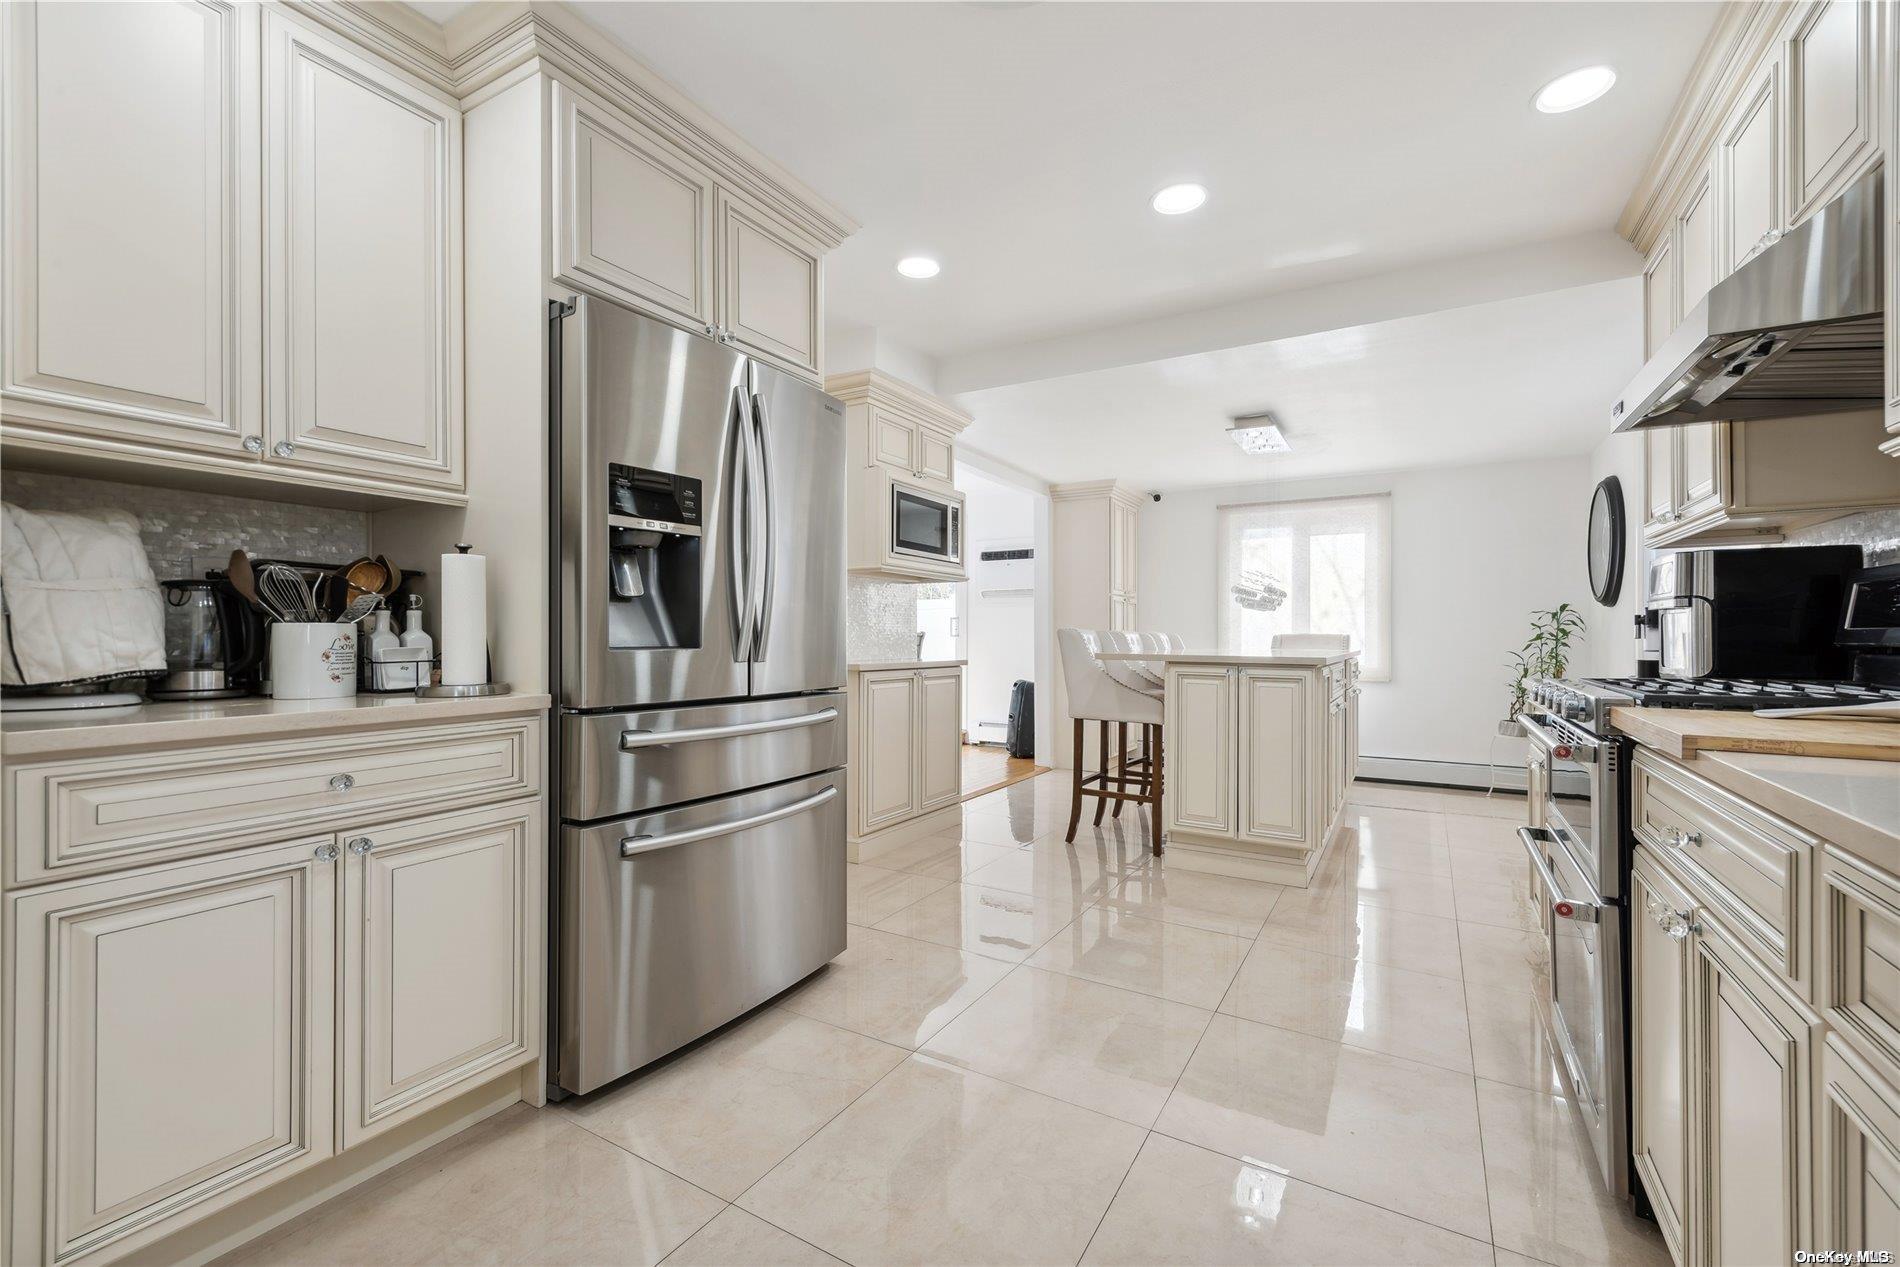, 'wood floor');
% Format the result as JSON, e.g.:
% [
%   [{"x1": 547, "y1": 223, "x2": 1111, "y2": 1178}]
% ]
[{"x1": 960, "y1": 743, "x2": 1045, "y2": 799}]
